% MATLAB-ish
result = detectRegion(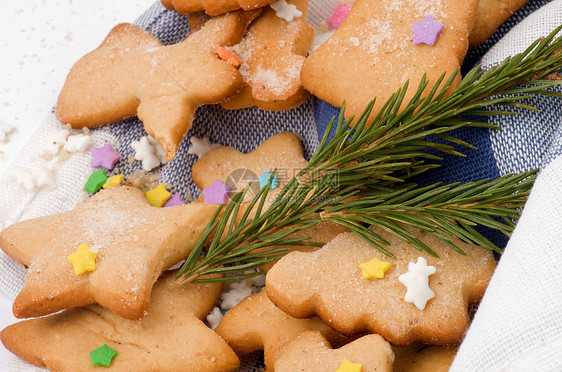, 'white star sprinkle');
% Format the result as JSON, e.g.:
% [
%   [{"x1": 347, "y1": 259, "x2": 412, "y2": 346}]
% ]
[
  {"x1": 63, "y1": 133, "x2": 91, "y2": 153},
  {"x1": 206, "y1": 307, "x2": 223, "y2": 330},
  {"x1": 188, "y1": 136, "x2": 220, "y2": 158},
  {"x1": 43, "y1": 128, "x2": 70, "y2": 155},
  {"x1": 11, "y1": 167, "x2": 56, "y2": 191},
  {"x1": 131, "y1": 135, "x2": 167, "y2": 172},
  {"x1": 270, "y1": 0, "x2": 302, "y2": 22},
  {"x1": 398, "y1": 257, "x2": 436, "y2": 311}
]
